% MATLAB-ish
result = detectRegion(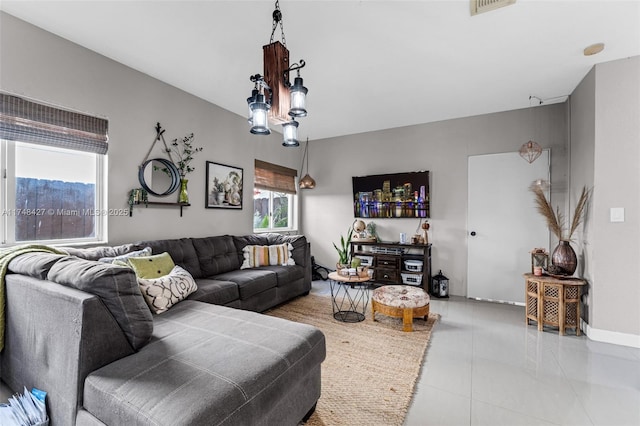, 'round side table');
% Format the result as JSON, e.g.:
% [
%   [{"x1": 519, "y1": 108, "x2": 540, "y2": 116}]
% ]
[{"x1": 327, "y1": 271, "x2": 372, "y2": 322}]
